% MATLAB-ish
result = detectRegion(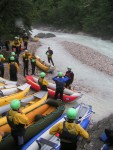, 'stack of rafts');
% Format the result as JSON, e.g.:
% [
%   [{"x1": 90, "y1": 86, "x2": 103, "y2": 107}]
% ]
[
  {"x1": 0, "y1": 100, "x2": 65, "y2": 150},
  {"x1": 0, "y1": 83, "x2": 31, "y2": 106},
  {"x1": 26, "y1": 75, "x2": 82, "y2": 102}
]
